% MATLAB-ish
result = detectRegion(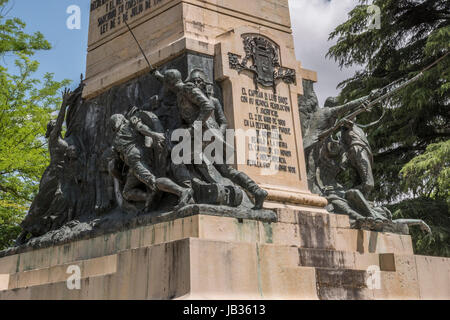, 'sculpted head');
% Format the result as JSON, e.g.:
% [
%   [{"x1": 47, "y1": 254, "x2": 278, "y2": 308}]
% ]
[
  {"x1": 163, "y1": 69, "x2": 182, "y2": 90},
  {"x1": 186, "y1": 69, "x2": 211, "y2": 91},
  {"x1": 301, "y1": 80, "x2": 319, "y2": 114},
  {"x1": 324, "y1": 97, "x2": 339, "y2": 109},
  {"x1": 66, "y1": 145, "x2": 78, "y2": 159},
  {"x1": 110, "y1": 114, "x2": 127, "y2": 133}
]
